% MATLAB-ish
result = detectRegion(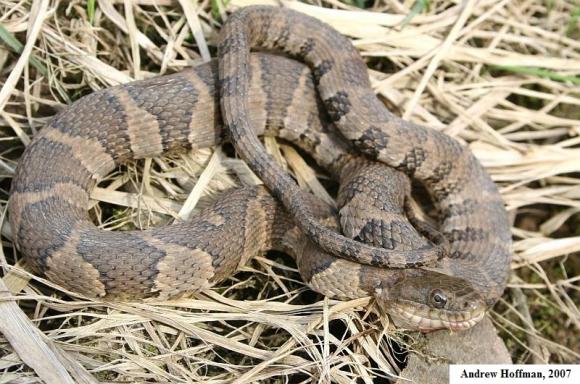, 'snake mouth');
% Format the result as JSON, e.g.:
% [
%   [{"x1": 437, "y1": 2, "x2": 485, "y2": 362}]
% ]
[{"x1": 387, "y1": 301, "x2": 486, "y2": 332}]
